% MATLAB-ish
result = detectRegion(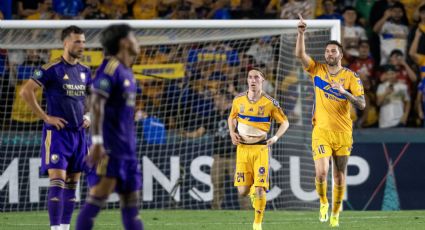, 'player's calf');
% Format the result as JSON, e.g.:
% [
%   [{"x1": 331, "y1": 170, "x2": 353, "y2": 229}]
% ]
[
  {"x1": 48, "y1": 178, "x2": 65, "y2": 230},
  {"x1": 76, "y1": 195, "x2": 107, "y2": 230},
  {"x1": 120, "y1": 192, "x2": 144, "y2": 230}
]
